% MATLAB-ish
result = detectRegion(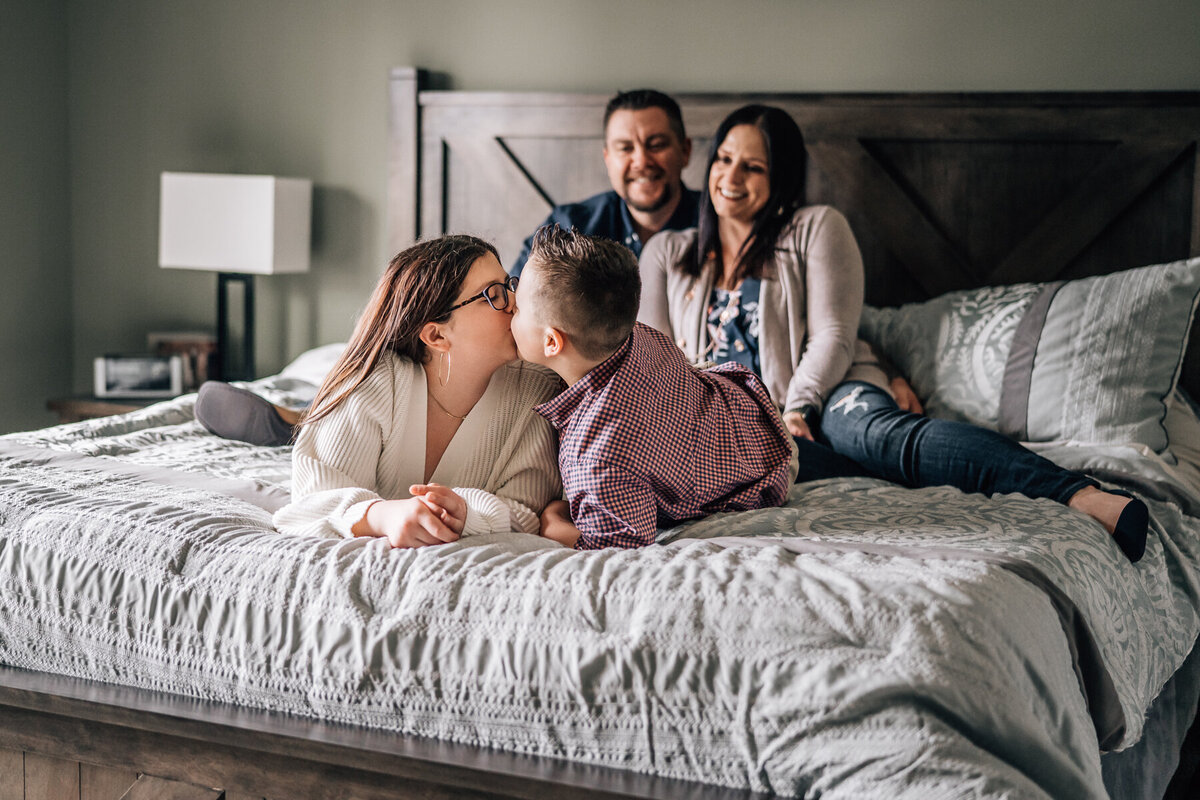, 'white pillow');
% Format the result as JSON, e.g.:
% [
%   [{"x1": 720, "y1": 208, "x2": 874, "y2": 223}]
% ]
[{"x1": 278, "y1": 343, "x2": 348, "y2": 388}]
